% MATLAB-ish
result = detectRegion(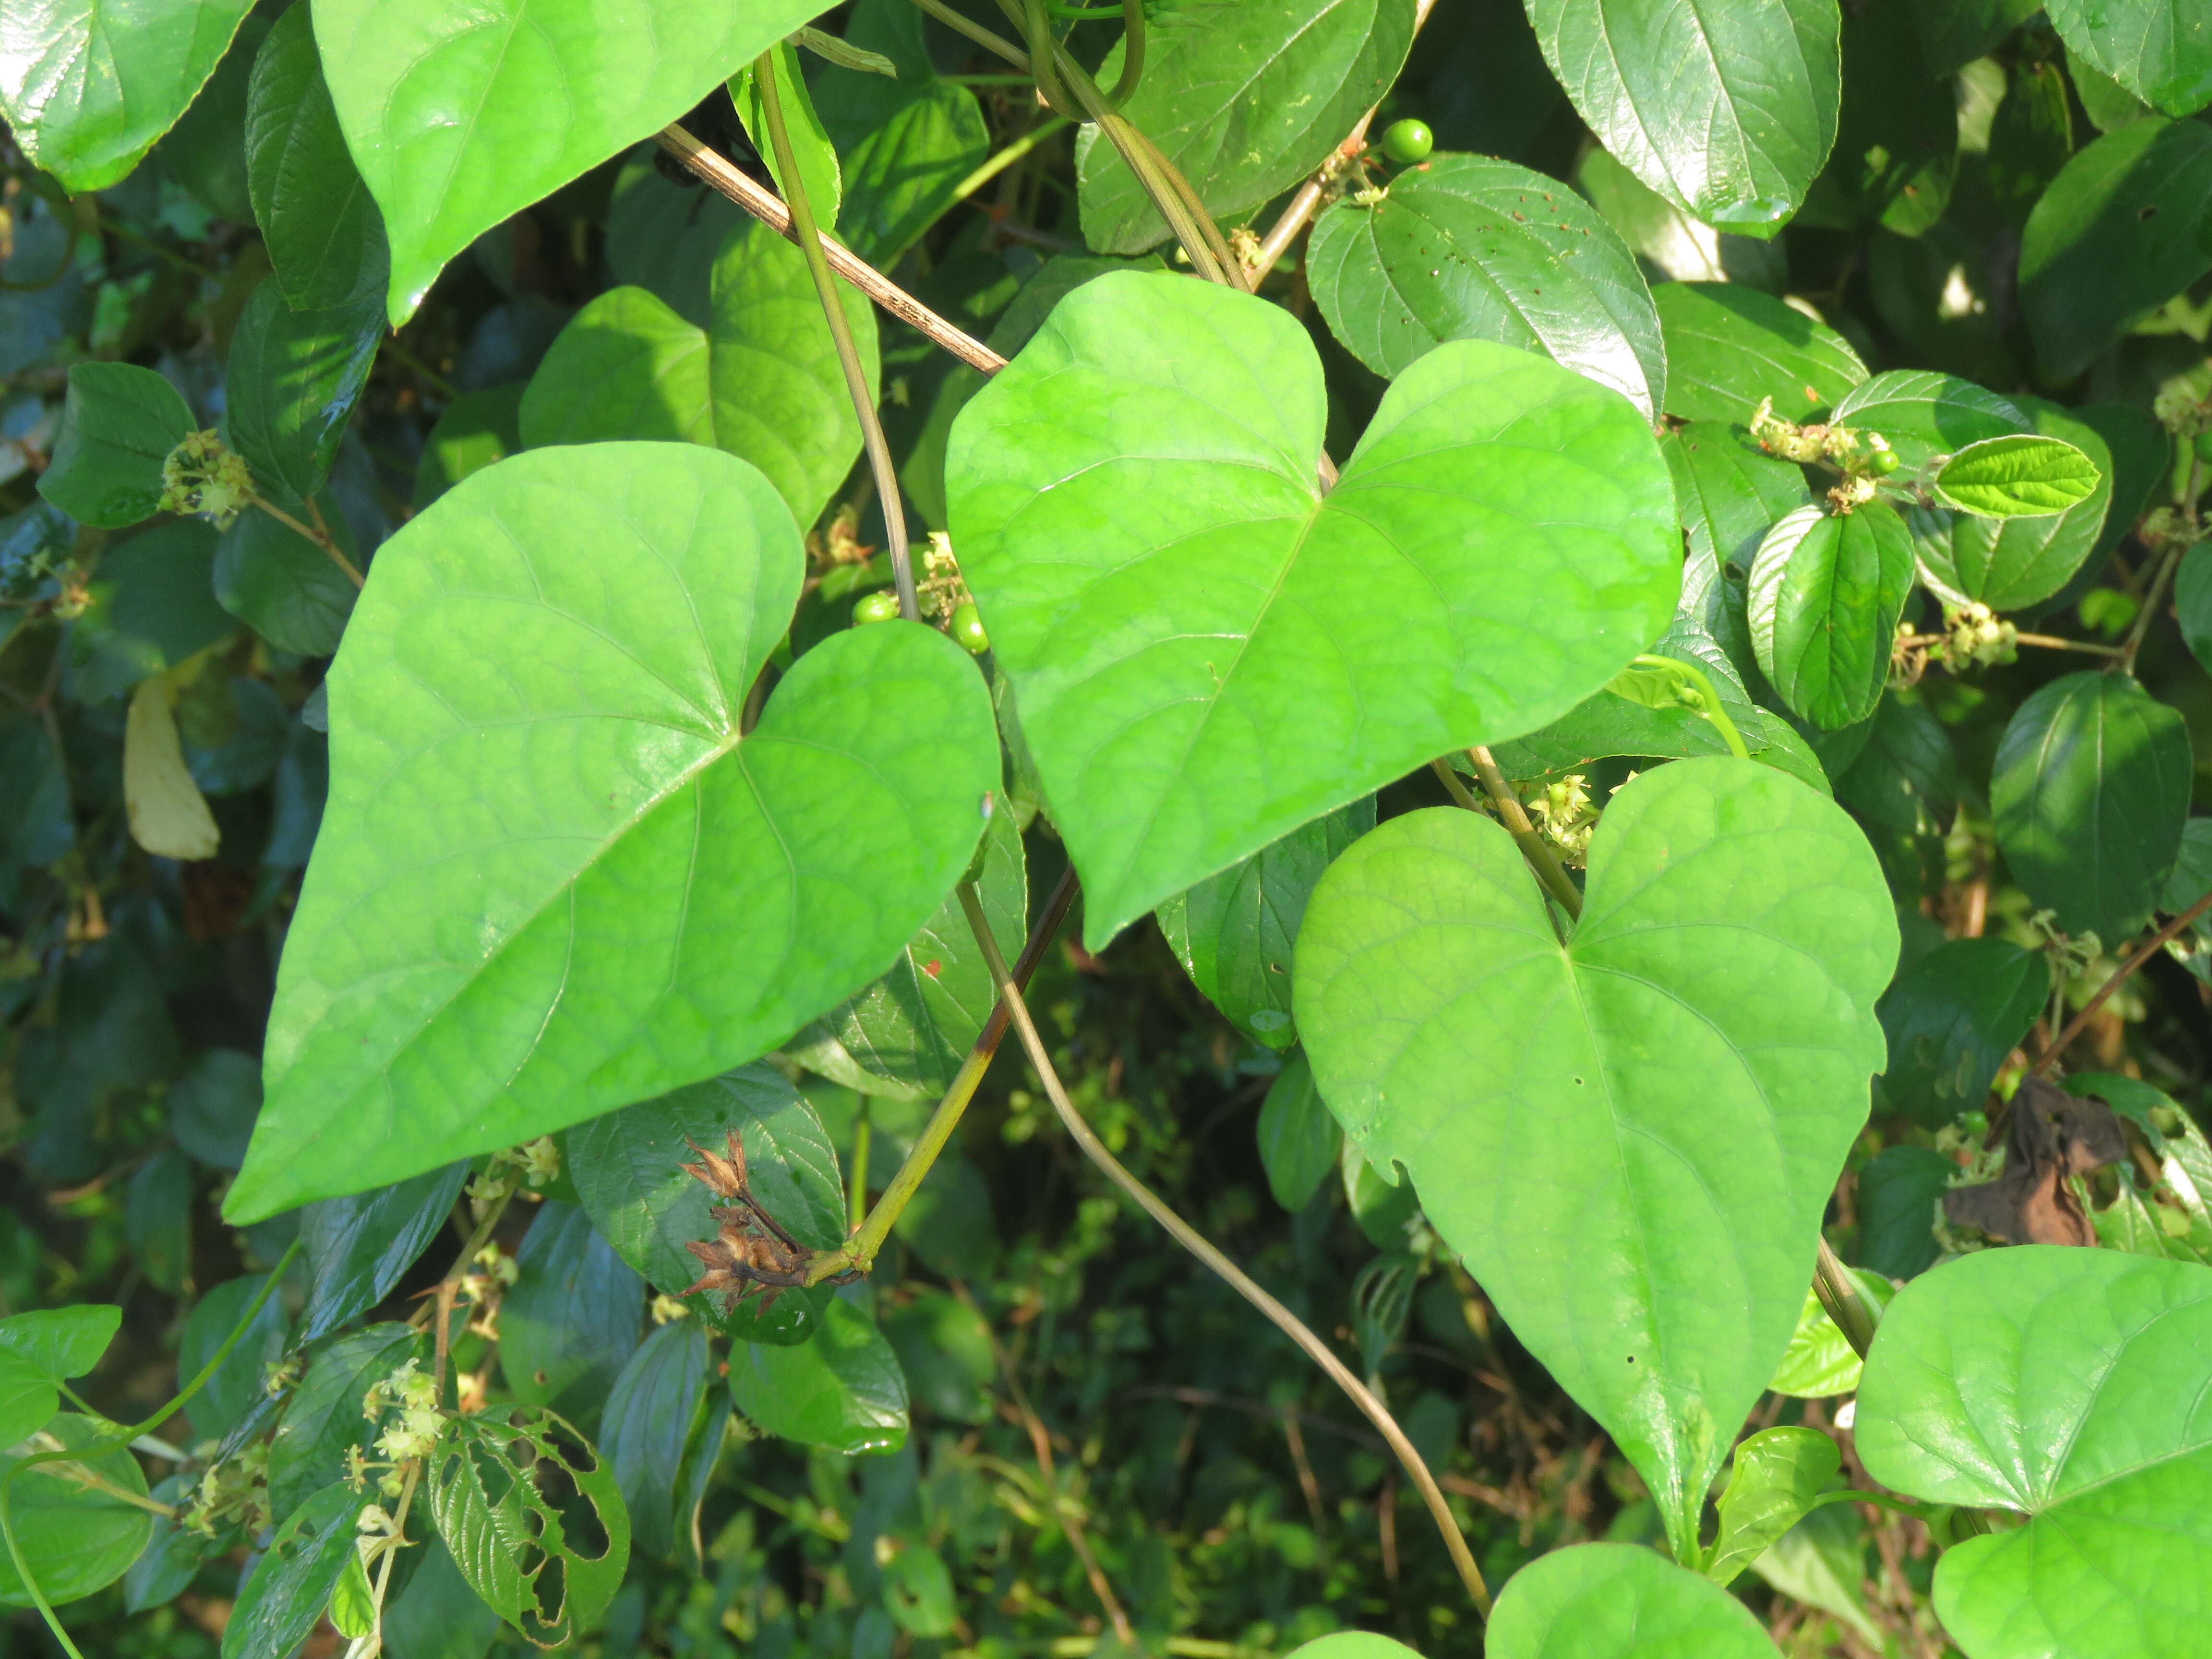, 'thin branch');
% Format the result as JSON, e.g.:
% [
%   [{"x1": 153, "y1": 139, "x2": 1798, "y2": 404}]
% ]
[
  {"x1": 758, "y1": 61, "x2": 920, "y2": 619},
  {"x1": 655, "y1": 125, "x2": 1007, "y2": 375},
  {"x1": 252, "y1": 495, "x2": 364, "y2": 587},
  {"x1": 2034, "y1": 889, "x2": 2212, "y2": 1074},
  {"x1": 1465, "y1": 746, "x2": 1583, "y2": 918},
  {"x1": 959, "y1": 885, "x2": 1493, "y2": 1617},
  {"x1": 1251, "y1": 0, "x2": 1440, "y2": 271},
  {"x1": 2121, "y1": 532, "x2": 2188, "y2": 674}
]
